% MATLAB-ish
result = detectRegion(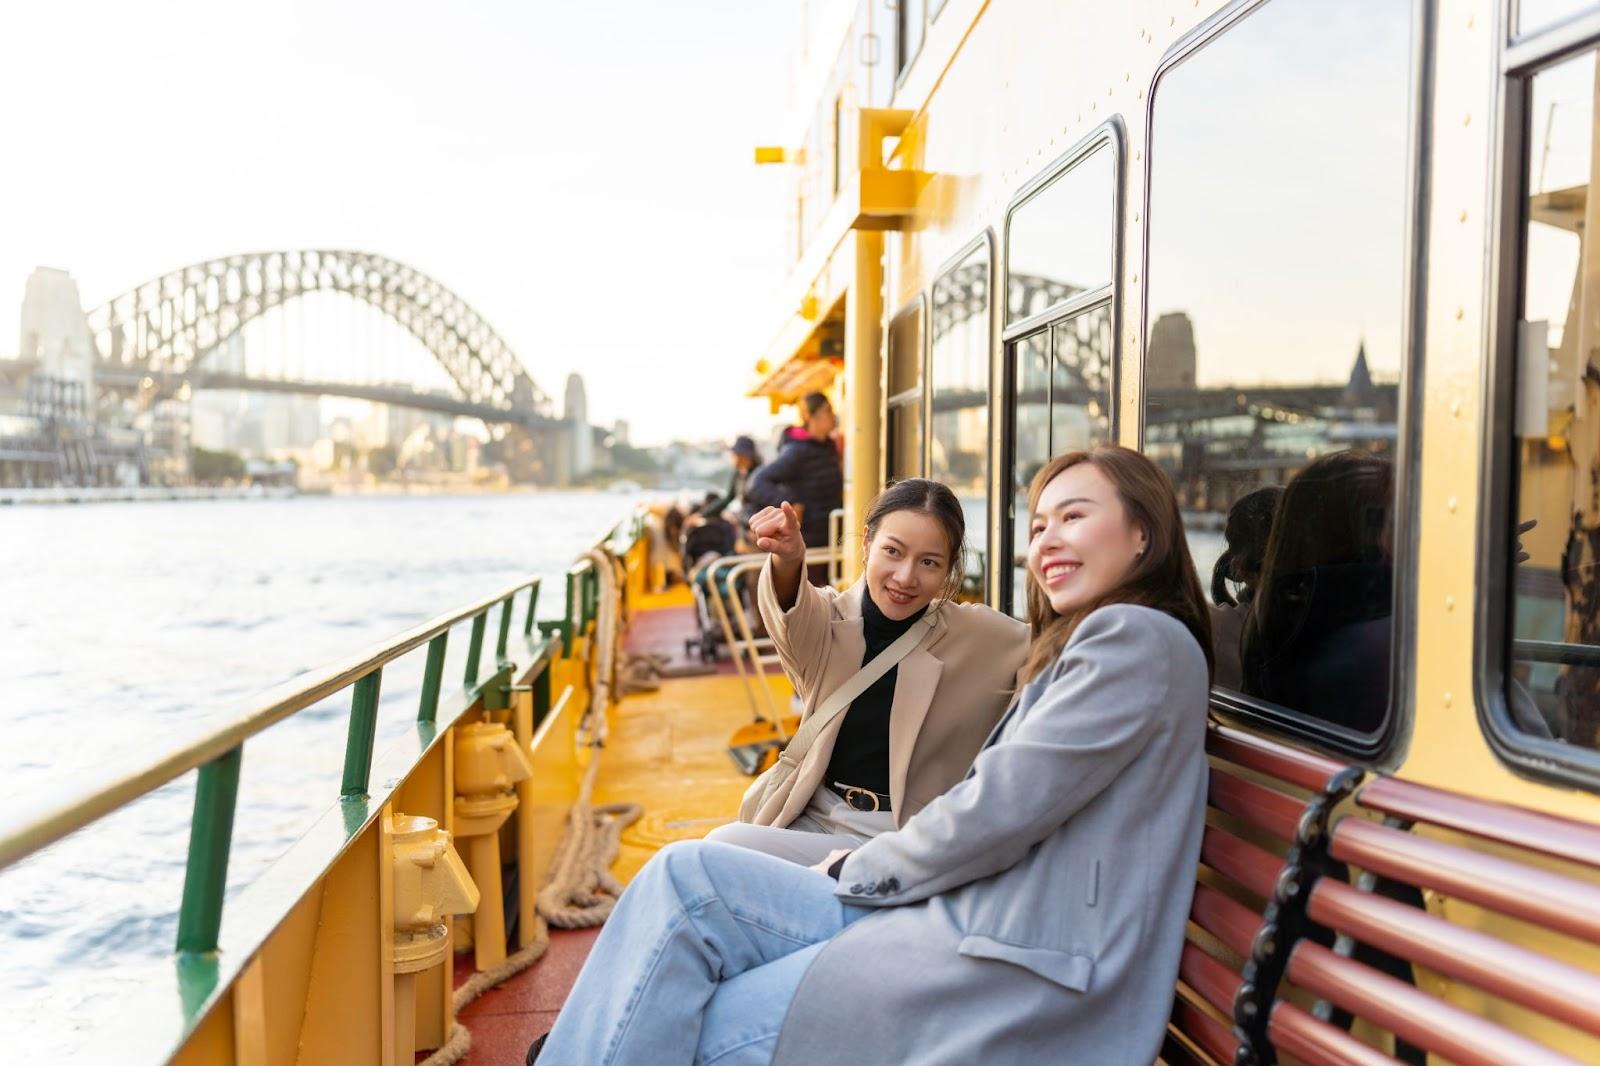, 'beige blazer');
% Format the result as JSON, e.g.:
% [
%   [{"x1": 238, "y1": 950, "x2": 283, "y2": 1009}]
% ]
[{"x1": 748, "y1": 556, "x2": 1029, "y2": 829}]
